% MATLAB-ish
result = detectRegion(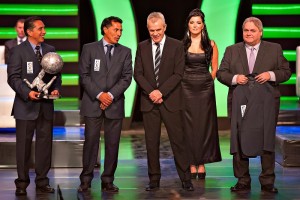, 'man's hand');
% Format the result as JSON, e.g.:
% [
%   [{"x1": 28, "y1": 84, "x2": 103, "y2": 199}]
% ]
[
  {"x1": 149, "y1": 90, "x2": 163, "y2": 104},
  {"x1": 98, "y1": 92, "x2": 113, "y2": 107},
  {"x1": 236, "y1": 75, "x2": 248, "y2": 85},
  {"x1": 51, "y1": 89, "x2": 60, "y2": 96},
  {"x1": 100, "y1": 103, "x2": 108, "y2": 110},
  {"x1": 255, "y1": 72, "x2": 270, "y2": 84},
  {"x1": 28, "y1": 91, "x2": 40, "y2": 100}
]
